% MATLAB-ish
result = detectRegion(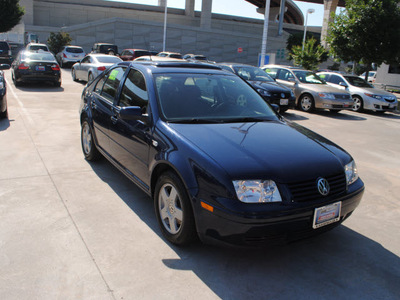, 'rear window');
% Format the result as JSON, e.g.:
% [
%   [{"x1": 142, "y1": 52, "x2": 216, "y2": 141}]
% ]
[
  {"x1": 135, "y1": 50, "x2": 150, "y2": 57},
  {"x1": 22, "y1": 52, "x2": 56, "y2": 62},
  {"x1": 96, "y1": 56, "x2": 122, "y2": 63},
  {"x1": 99, "y1": 45, "x2": 118, "y2": 53},
  {"x1": 29, "y1": 45, "x2": 48, "y2": 51},
  {"x1": 66, "y1": 47, "x2": 84, "y2": 53},
  {"x1": 169, "y1": 54, "x2": 183, "y2": 59}
]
